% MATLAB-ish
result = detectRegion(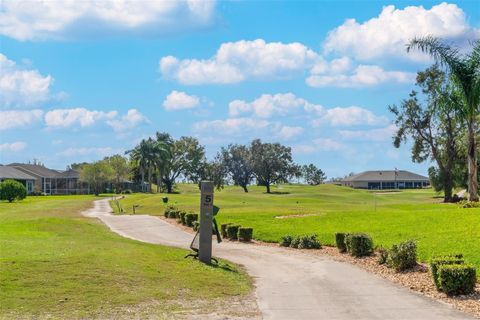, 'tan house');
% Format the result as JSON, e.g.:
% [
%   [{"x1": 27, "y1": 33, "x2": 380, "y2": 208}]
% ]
[
  {"x1": 0, "y1": 165, "x2": 37, "y2": 194},
  {"x1": 8, "y1": 163, "x2": 88, "y2": 195},
  {"x1": 342, "y1": 170, "x2": 430, "y2": 190}
]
